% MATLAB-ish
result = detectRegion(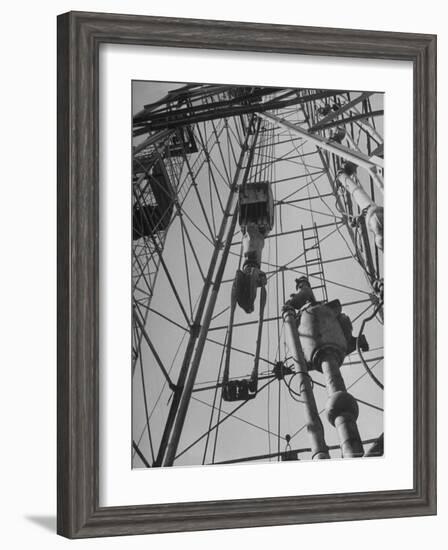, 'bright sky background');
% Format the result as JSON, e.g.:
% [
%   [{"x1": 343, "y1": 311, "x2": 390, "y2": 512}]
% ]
[{"x1": 131, "y1": 81, "x2": 384, "y2": 468}]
